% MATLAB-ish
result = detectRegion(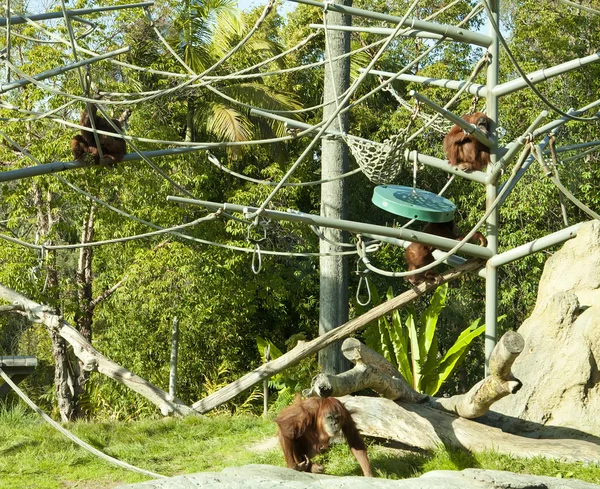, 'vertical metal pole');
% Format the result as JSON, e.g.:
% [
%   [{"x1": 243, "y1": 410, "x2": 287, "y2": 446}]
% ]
[
  {"x1": 319, "y1": 0, "x2": 351, "y2": 374},
  {"x1": 485, "y1": 0, "x2": 500, "y2": 375},
  {"x1": 169, "y1": 316, "x2": 179, "y2": 398}
]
